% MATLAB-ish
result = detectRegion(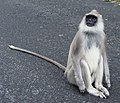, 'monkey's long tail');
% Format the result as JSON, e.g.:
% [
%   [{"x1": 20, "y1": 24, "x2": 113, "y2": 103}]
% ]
[{"x1": 8, "y1": 45, "x2": 66, "y2": 71}]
